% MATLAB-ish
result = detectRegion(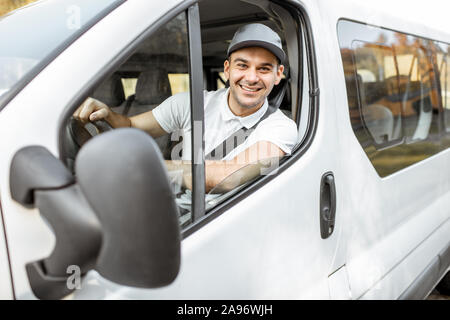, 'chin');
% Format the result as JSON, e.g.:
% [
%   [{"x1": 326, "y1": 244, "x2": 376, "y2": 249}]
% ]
[
  {"x1": 238, "y1": 97, "x2": 265, "y2": 109},
  {"x1": 230, "y1": 86, "x2": 266, "y2": 110}
]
